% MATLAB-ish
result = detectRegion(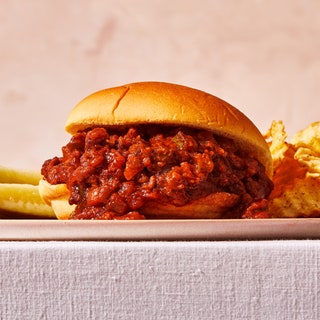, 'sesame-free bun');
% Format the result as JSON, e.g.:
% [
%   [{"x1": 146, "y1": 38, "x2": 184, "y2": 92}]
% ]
[
  {"x1": 65, "y1": 82, "x2": 272, "y2": 176},
  {"x1": 41, "y1": 82, "x2": 273, "y2": 220},
  {"x1": 39, "y1": 179, "x2": 75, "y2": 220}
]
